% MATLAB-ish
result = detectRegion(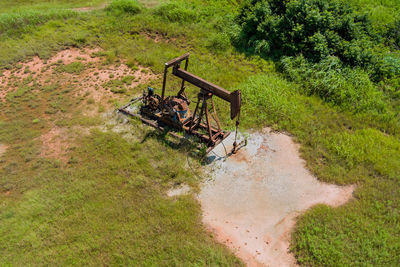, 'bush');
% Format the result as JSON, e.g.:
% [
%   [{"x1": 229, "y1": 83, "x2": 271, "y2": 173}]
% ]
[
  {"x1": 106, "y1": 0, "x2": 141, "y2": 15},
  {"x1": 56, "y1": 61, "x2": 86, "y2": 74},
  {"x1": 153, "y1": 3, "x2": 198, "y2": 23},
  {"x1": 235, "y1": 0, "x2": 379, "y2": 67},
  {"x1": 387, "y1": 19, "x2": 400, "y2": 50},
  {"x1": 280, "y1": 55, "x2": 387, "y2": 113}
]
